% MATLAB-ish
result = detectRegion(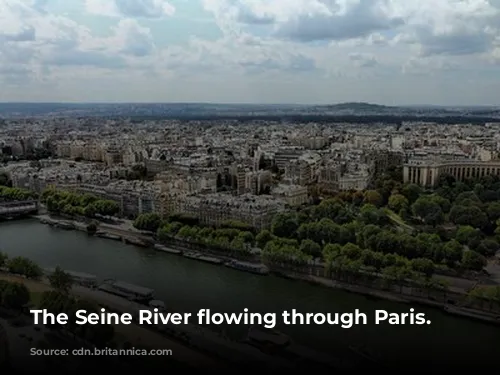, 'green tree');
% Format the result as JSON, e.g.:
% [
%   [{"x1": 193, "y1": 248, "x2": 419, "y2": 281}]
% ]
[
  {"x1": 402, "y1": 184, "x2": 422, "y2": 204},
  {"x1": 443, "y1": 240, "x2": 464, "y2": 267},
  {"x1": 271, "y1": 213, "x2": 298, "y2": 238},
  {"x1": 476, "y1": 239, "x2": 499, "y2": 257},
  {"x1": 412, "y1": 196, "x2": 444, "y2": 226},
  {"x1": 48, "y1": 267, "x2": 74, "y2": 294},
  {"x1": 299, "y1": 239, "x2": 321, "y2": 258},
  {"x1": 461, "y1": 250, "x2": 487, "y2": 271},
  {"x1": 388, "y1": 194, "x2": 409, "y2": 213},
  {"x1": 1, "y1": 282, "x2": 30, "y2": 310},
  {"x1": 410, "y1": 258, "x2": 435, "y2": 278},
  {"x1": 133, "y1": 213, "x2": 162, "y2": 232},
  {"x1": 363, "y1": 190, "x2": 383, "y2": 207},
  {"x1": 0, "y1": 252, "x2": 7, "y2": 267}
]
